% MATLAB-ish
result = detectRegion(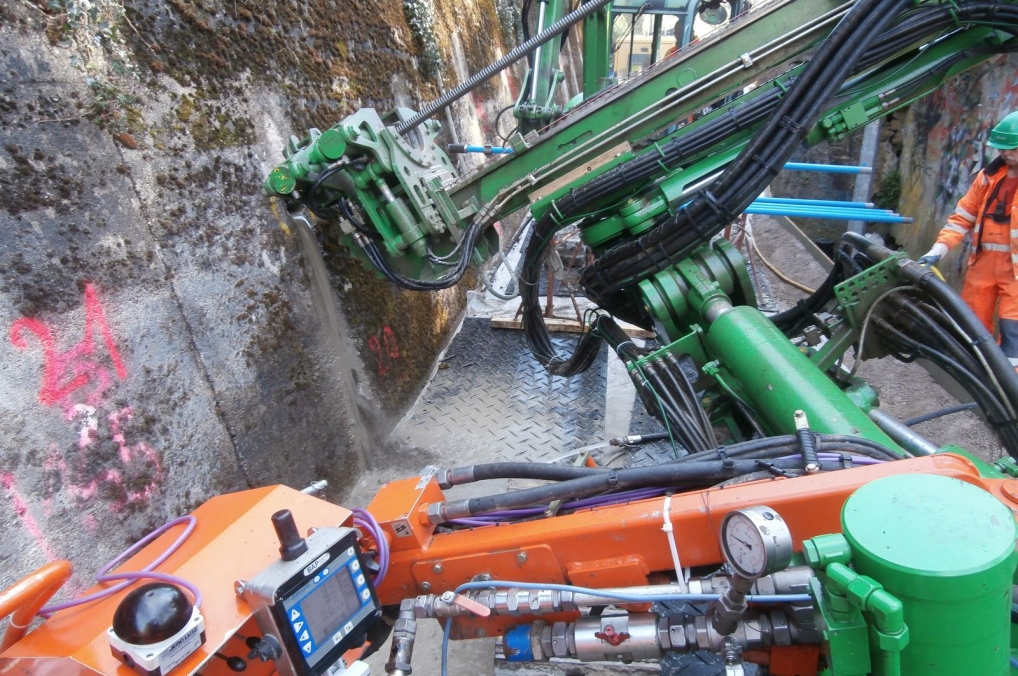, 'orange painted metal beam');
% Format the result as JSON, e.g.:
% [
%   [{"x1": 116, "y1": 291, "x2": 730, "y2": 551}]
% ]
[{"x1": 367, "y1": 454, "x2": 1015, "y2": 638}]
